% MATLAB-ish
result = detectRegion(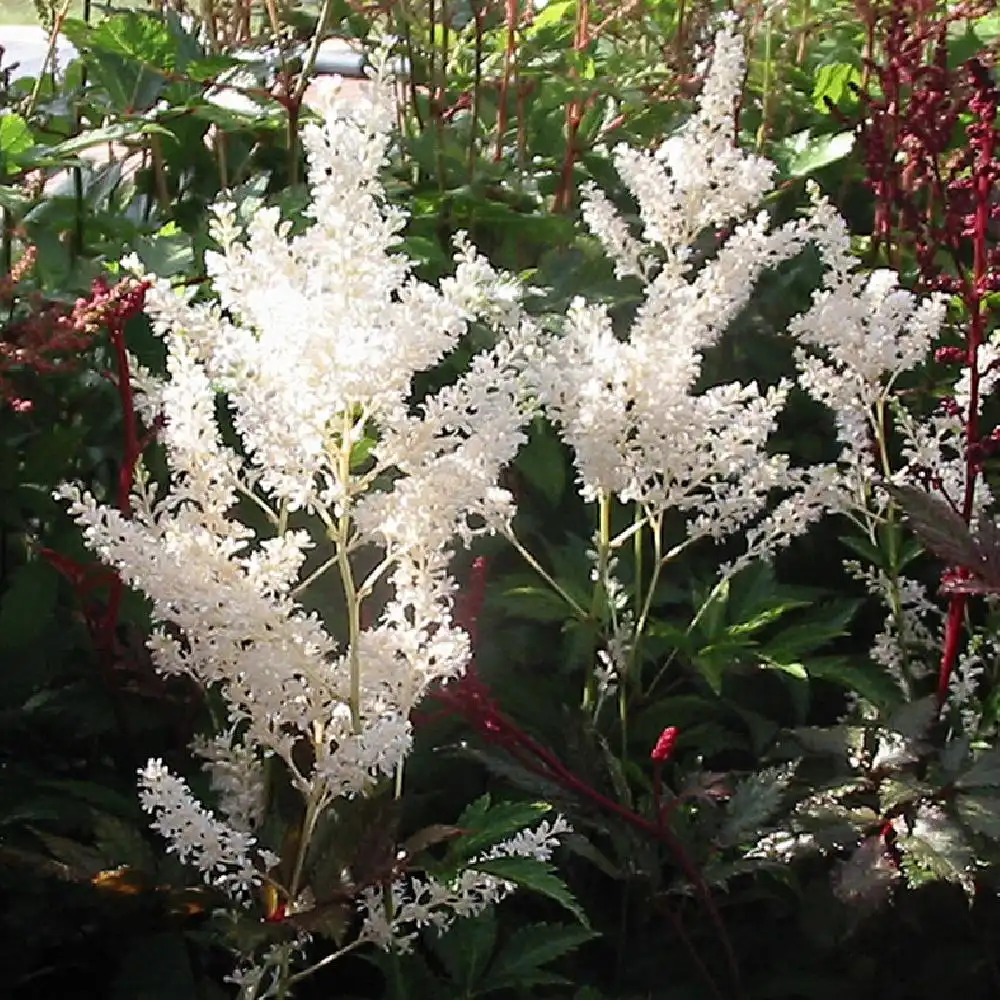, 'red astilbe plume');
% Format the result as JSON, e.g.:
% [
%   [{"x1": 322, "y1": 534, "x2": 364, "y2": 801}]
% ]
[
  {"x1": 0, "y1": 252, "x2": 149, "y2": 417},
  {"x1": 853, "y1": 0, "x2": 1000, "y2": 706},
  {"x1": 8, "y1": 266, "x2": 155, "y2": 659}
]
